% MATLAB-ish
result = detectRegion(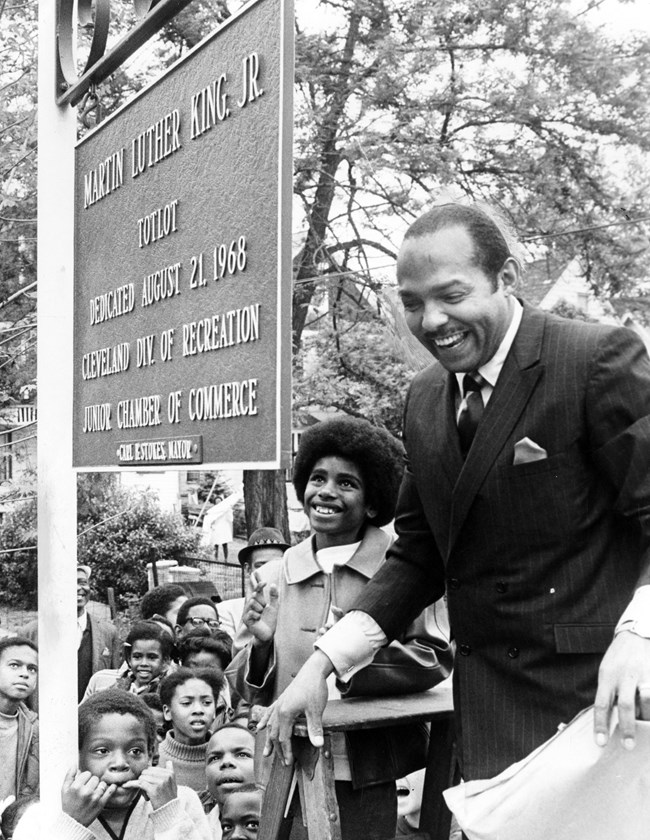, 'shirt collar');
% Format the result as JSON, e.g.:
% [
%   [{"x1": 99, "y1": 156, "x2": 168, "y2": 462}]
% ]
[
  {"x1": 454, "y1": 296, "x2": 523, "y2": 391},
  {"x1": 78, "y1": 610, "x2": 88, "y2": 631}
]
